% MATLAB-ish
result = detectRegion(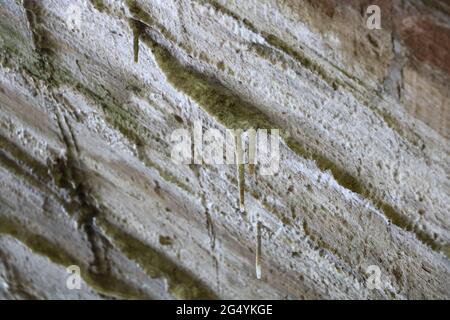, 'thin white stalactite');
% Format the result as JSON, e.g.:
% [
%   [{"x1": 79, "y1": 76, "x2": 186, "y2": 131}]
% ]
[
  {"x1": 235, "y1": 130, "x2": 245, "y2": 212},
  {"x1": 248, "y1": 128, "x2": 256, "y2": 176},
  {"x1": 256, "y1": 220, "x2": 262, "y2": 280}
]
